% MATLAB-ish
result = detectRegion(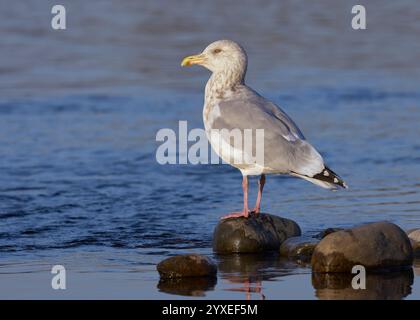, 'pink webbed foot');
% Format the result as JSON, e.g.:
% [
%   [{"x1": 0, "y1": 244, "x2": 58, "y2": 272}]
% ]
[{"x1": 220, "y1": 210, "x2": 250, "y2": 220}]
